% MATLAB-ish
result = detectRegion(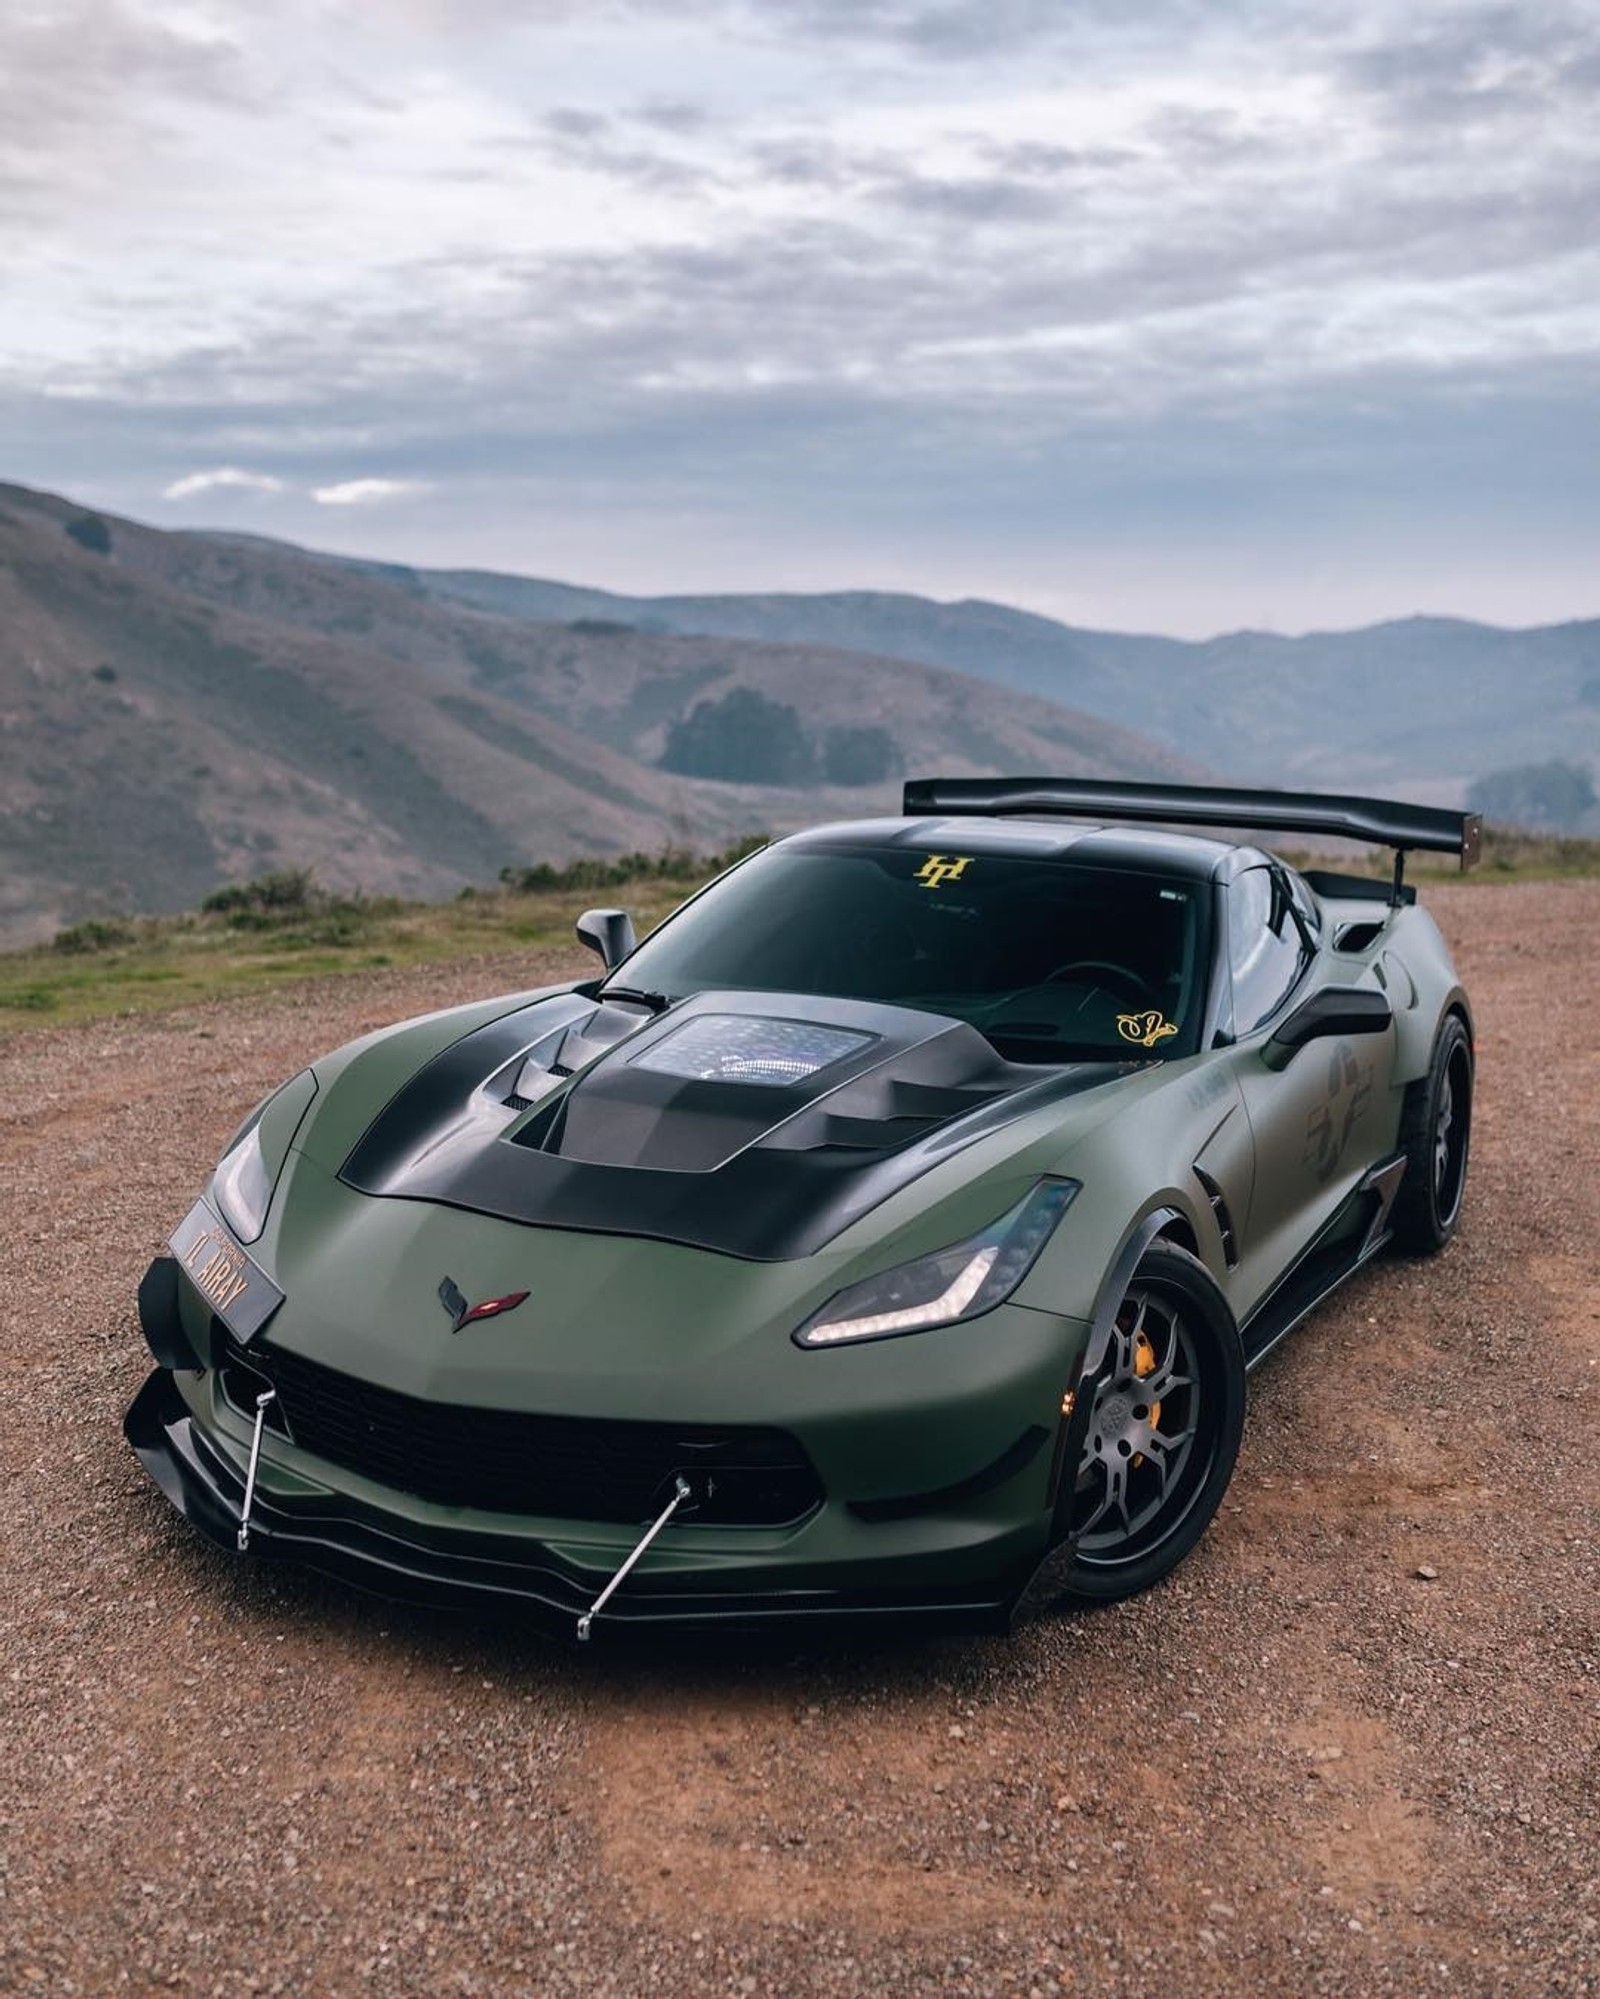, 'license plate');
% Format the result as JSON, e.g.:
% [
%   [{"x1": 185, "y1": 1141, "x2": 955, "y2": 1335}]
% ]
[{"x1": 169, "y1": 1199, "x2": 285, "y2": 1344}]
